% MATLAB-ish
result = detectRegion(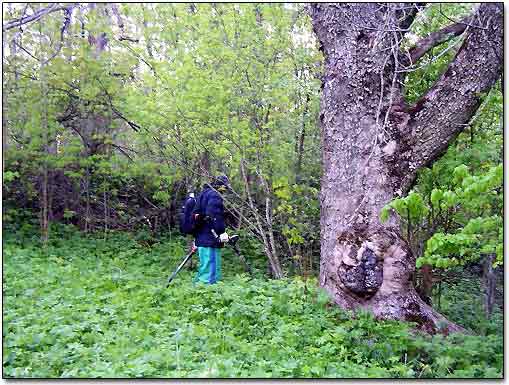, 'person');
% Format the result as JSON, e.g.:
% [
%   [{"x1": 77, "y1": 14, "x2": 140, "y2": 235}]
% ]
[{"x1": 193, "y1": 175, "x2": 230, "y2": 284}]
